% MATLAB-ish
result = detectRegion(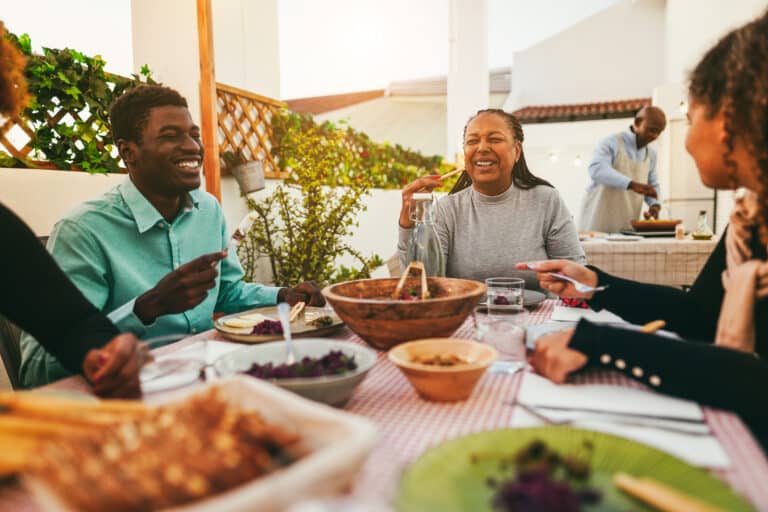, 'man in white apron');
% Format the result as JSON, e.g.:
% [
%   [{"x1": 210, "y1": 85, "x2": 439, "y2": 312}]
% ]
[{"x1": 579, "y1": 106, "x2": 667, "y2": 233}]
